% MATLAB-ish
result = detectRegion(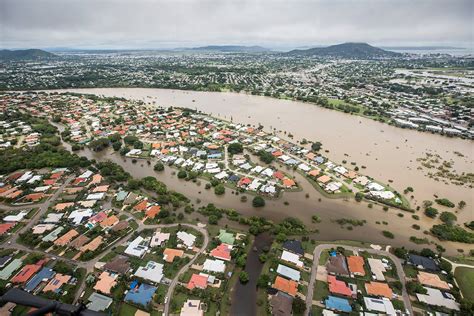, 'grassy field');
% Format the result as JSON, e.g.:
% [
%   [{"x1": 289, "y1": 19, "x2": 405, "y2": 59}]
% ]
[{"x1": 454, "y1": 266, "x2": 474, "y2": 301}]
